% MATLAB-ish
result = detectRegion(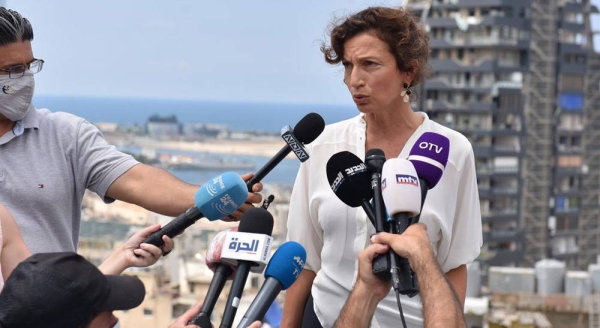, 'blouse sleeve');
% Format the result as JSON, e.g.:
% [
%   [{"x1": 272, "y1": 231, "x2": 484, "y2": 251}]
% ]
[
  {"x1": 437, "y1": 146, "x2": 483, "y2": 273},
  {"x1": 286, "y1": 151, "x2": 324, "y2": 273}
]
